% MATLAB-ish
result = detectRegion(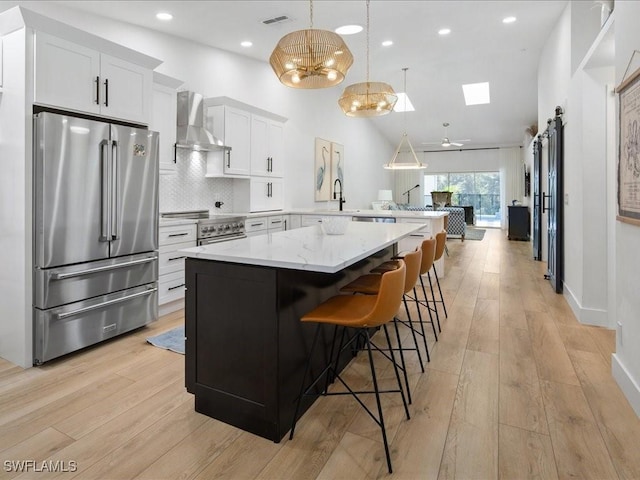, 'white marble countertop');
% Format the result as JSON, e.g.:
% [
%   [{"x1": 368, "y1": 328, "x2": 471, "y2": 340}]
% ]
[
  {"x1": 230, "y1": 208, "x2": 448, "y2": 219},
  {"x1": 179, "y1": 221, "x2": 424, "y2": 273},
  {"x1": 158, "y1": 218, "x2": 198, "y2": 227}
]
